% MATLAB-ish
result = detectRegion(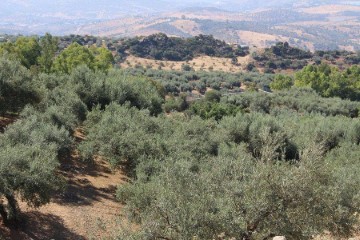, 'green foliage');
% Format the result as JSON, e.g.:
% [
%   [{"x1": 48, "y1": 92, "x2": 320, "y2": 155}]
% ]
[
  {"x1": 105, "y1": 71, "x2": 164, "y2": 115},
  {"x1": 220, "y1": 112, "x2": 297, "y2": 161},
  {"x1": 1, "y1": 34, "x2": 360, "y2": 239},
  {"x1": 189, "y1": 100, "x2": 240, "y2": 121},
  {"x1": 181, "y1": 64, "x2": 193, "y2": 71},
  {"x1": 253, "y1": 42, "x2": 313, "y2": 71},
  {"x1": 79, "y1": 104, "x2": 164, "y2": 168},
  {"x1": 0, "y1": 57, "x2": 40, "y2": 113},
  {"x1": 295, "y1": 64, "x2": 360, "y2": 101},
  {"x1": 110, "y1": 90, "x2": 360, "y2": 238},
  {"x1": 34, "y1": 87, "x2": 88, "y2": 132},
  {"x1": 121, "y1": 67, "x2": 271, "y2": 96},
  {"x1": 38, "y1": 33, "x2": 58, "y2": 73},
  {"x1": 269, "y1": 42, "x2": 313, "y2": 59},
  {"x1": 80, "y1": 104, "x2": 219, "y2": 169},
  {"x1": 0, "y1": 113, "x2": 70, "y2": 224},
  {"x1": 270, "y1": 74, "x2": 293, "y2": 91},
  {"x1": 117, "y1": 131, "x2": 359, "y2": 239},
  {"x1": 53, "y1": 43, "x2": 95, "y2": 73},
  {"x1": 0, "y1": 36, "x2": 41, "y2": 69},
  {"x1": 3, "y1": 110, "x2": 73, "y2": 154},
  {"x1": 0, "y1": 144, "x2": 60, "y2": 224},
  {"x1": 53, "y1": 42, "x2": 114, "y2": 74},
  {"x1": 90, "y1": 46, "x2": 115, "y2": 72},
  {"x1": 14, "y1": 37, "x2": 41, "y2": 69},
  {"x1": 204, "y1": 90, "x2": 221, "y2": 102},
  {"x1": 225, "y1": 89, "x2": 360, "y2": 118},
  {"x1": 125, "y1": 33, "x2": 249, "y2": 61},
  {"x1": 163, "y1": 94, "x2": 188, "y2": 113},
  {"x1": 38, "y1": 66, "x2": 163, "y2": 116}
]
